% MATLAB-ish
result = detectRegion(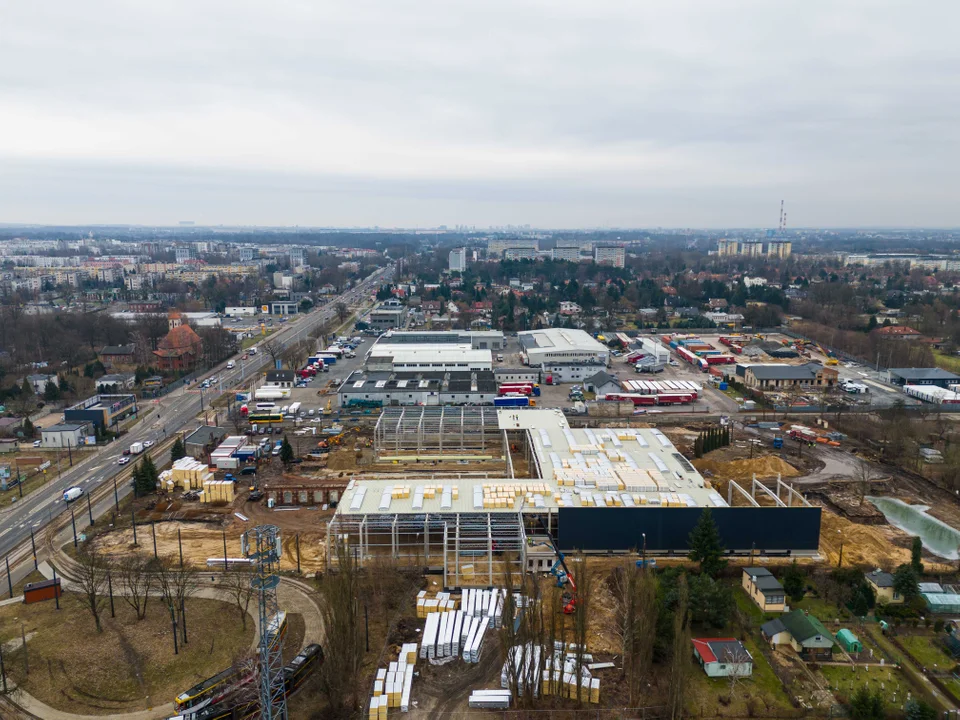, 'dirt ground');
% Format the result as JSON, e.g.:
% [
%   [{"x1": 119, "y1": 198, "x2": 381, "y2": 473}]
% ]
[
  {"x1": 90, "y1": 515, "x2": 329, "y2": 575},
  {"x1": 818, "y1": 508, "x2": 954, "y2": 573},
  {"x1": 694, "y1": 453, "x2": 801, "y2": 483}
]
